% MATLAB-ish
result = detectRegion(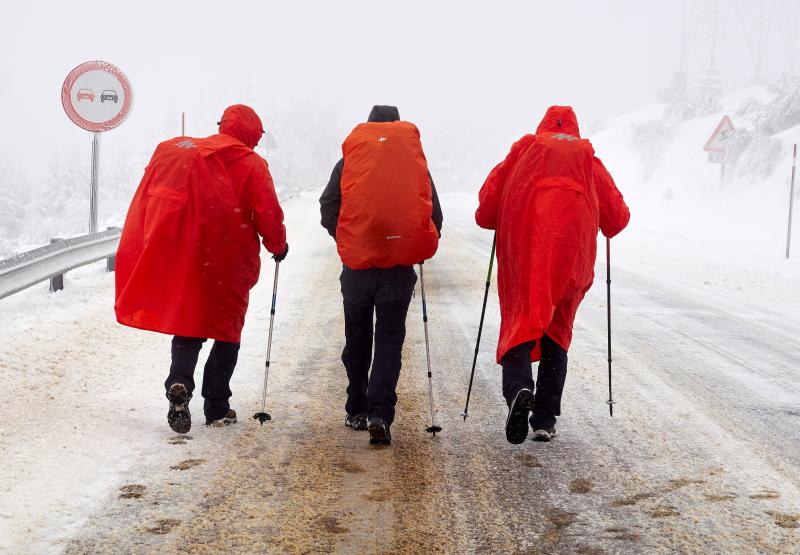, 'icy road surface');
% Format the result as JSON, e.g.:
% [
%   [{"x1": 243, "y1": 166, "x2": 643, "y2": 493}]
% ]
[{"x1": 1, "y1": 194, "x2": 798, "y2": 554}]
